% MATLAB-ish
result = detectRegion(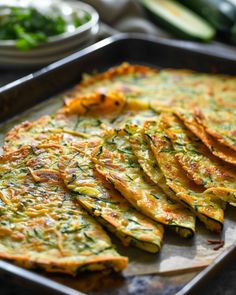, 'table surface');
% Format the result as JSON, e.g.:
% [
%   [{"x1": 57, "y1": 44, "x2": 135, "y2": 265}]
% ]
[{"x1": 0, "y1": 66, "x2": 236, "y2": 295}]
